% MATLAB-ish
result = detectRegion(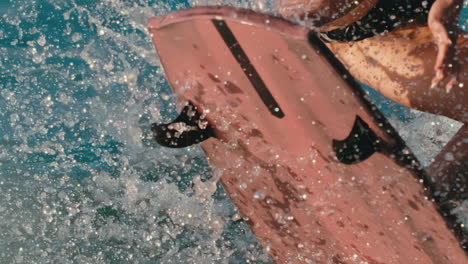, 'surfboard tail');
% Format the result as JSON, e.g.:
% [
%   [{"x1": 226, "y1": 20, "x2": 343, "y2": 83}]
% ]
[{"x1": 148, "y1": 6, "x2": 466, "y2": 262}]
